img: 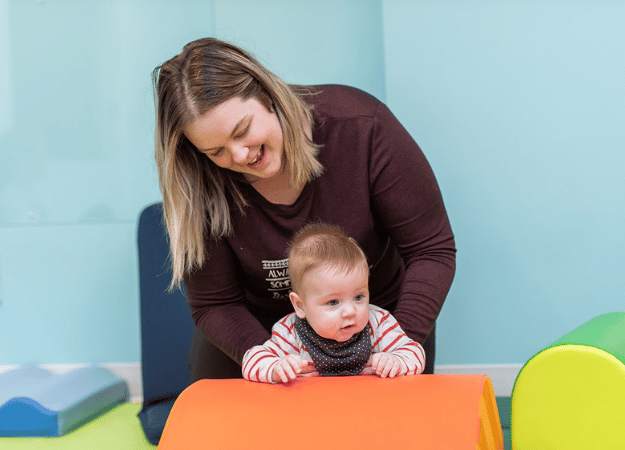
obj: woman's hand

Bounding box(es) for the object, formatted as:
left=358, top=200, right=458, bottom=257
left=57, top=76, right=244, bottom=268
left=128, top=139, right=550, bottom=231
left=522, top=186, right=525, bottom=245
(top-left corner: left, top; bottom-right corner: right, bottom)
left=271, top=355, right=310, bottom=383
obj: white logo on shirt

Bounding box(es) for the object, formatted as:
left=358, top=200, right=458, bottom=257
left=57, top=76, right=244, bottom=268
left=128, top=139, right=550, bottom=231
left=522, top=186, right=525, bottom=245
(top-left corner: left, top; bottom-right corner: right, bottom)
left=262, top=258, right=291, bottom=301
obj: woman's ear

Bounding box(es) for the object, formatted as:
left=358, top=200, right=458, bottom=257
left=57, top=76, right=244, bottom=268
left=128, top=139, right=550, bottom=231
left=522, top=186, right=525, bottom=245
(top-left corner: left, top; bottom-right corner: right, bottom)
left=290, top=292, right=306, bottom=319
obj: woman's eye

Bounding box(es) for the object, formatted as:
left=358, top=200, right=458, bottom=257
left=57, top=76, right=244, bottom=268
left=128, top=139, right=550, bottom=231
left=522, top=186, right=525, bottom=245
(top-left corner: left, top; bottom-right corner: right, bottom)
left=234, top=124, right=250, bottom=139
left=210, top=148, right=224, bottom=157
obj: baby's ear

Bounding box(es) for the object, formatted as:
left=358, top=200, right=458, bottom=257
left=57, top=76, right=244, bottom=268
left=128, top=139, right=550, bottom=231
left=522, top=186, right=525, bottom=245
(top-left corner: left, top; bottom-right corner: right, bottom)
left=289, top=292, right=306, bottom=319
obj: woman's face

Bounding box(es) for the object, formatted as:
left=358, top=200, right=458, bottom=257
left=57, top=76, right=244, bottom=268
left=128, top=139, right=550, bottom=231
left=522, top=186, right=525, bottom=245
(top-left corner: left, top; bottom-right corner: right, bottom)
left=183, top=96, right=284, bottom=183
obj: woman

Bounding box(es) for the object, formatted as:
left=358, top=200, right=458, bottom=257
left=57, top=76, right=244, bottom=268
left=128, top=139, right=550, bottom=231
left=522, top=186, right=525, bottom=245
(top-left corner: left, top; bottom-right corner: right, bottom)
left=153, top=37, right=456, bottom=381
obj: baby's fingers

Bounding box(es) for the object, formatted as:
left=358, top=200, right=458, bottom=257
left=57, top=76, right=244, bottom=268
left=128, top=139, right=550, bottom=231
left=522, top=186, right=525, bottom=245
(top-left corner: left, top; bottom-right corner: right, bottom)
left=387, top=359, right=401, bottom=378
left=370, top=353, right=383, bottom=371
left=377, top=355, right=400, bottom=378
left=272, top=364, right=289, bottom=383
left=273, top=361, right=296, bottom=383
left=285, top=358, right=303, bottom=378
left=378, top=358, right=392, bottom=377
left=294, top=357, right=309, bottom=372
left=299, top=361, right=315, bottom=374
left=275, top=356, right=308, bottom=383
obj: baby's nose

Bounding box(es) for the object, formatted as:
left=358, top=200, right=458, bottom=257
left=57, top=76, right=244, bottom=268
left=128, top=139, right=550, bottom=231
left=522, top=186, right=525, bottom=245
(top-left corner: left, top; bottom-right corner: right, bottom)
left=342, top=303, right=356, bottom=316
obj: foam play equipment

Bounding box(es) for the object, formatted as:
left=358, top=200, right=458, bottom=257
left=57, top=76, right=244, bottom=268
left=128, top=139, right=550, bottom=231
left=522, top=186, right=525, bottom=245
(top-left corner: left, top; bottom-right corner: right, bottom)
left=511, top=312, right=625, bottom=449
left=137, top=202, right=195, bottom=445
left=157, top=374, right=504, bottom=450
left=0, top=403, right=155, bottom=450
left=0, top=366, right=128, bottom=437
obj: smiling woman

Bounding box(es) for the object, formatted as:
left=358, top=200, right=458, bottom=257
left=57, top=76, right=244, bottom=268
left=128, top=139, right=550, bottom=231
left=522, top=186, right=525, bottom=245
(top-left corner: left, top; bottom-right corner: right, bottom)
left=183, top=96, right=287, bottom=192
left=153, top=38, right=323, bottom=289
left=152, top=37, right=456, bottom=384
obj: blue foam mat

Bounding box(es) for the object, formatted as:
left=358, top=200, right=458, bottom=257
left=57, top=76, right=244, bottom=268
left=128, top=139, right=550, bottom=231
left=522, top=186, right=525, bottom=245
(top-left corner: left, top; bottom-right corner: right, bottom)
left=0, top=366, right=128, bottom=437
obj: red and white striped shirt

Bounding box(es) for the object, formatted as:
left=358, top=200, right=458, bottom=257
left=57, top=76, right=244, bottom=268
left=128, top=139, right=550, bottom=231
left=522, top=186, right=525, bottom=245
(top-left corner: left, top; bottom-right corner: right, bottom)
left=242, top=305, right=425, bottom=383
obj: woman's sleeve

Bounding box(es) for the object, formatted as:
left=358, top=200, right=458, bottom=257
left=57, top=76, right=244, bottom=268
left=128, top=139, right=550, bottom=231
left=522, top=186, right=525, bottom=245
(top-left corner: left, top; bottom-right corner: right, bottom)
left=183, top=238, right=271, bottom=365
left=370, top=102, right=457, bottom=345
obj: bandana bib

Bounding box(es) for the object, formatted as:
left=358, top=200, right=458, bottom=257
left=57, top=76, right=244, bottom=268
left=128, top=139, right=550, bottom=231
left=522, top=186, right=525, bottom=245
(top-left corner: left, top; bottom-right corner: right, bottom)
left=294, top=316, right=372, bottom=376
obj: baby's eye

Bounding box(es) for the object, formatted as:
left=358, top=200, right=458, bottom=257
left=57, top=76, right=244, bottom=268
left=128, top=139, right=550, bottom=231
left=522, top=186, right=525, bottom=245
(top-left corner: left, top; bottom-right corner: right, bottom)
left=354, top=295, right=364, bottom=302
left=326, top=300, right=339, bottom=306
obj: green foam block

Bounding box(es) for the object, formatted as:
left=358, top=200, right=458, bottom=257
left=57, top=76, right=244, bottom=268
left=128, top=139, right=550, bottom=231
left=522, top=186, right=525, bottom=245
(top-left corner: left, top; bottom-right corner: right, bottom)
left=512, top=312, right=625, bottom=450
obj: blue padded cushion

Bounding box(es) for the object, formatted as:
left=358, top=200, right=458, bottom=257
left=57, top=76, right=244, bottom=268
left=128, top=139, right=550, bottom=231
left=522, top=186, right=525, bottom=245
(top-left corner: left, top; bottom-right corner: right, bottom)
left=137, top=202, right=195, bottom=445
left=0, top=366, right=128, bottom=437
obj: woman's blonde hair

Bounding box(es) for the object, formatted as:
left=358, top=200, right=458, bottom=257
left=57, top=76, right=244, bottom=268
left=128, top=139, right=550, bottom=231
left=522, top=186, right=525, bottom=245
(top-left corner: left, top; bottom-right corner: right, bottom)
left=288, top=223, right=369, bottom=294
left=153, top=38, right=324, bottom=290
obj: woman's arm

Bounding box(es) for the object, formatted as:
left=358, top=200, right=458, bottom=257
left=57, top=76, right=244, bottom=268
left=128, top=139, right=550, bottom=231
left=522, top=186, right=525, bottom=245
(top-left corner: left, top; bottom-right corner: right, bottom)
left=369, top=102, right=457, bottom=345
left=184, top=238, right=271, bottom=365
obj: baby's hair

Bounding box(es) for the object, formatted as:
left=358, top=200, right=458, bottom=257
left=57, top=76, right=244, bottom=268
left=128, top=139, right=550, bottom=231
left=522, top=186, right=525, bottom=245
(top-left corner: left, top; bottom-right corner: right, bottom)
left=288, top=223, right=369, bottom=294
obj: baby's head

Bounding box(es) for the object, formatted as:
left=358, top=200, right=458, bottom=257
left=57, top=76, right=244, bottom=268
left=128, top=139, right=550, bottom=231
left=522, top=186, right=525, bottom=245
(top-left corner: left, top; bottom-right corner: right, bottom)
left=288, top=223, right=370, bottom=342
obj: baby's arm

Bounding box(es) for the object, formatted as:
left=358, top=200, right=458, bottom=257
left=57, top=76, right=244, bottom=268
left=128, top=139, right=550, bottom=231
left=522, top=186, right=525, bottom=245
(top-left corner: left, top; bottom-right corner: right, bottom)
left=242, top=343, right=280, bottom=383
left=242, top=314, right=312, bottom=383
left=368, top=308, right=426, bottom=377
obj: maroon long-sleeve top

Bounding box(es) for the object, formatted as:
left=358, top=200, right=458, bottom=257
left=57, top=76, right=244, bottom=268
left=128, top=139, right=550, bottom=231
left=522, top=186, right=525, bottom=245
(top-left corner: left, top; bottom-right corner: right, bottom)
left=184, top=85, right=456, bottom=365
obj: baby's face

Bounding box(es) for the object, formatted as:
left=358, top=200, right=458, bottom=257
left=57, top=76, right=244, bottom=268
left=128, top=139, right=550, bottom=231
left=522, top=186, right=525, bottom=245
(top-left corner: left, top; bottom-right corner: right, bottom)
left=293, top=263, right=370, bottom=341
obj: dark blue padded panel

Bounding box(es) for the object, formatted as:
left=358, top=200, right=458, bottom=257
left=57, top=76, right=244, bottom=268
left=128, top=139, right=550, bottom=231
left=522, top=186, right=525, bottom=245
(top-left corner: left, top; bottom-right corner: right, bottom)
left=137, top=202, right=195, bottom=445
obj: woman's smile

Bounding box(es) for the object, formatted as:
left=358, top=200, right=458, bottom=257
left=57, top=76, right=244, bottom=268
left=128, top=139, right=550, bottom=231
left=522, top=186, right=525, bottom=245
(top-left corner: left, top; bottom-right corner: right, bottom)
left=183, top=96, right=284, bottom=181
left=248, top=145, right=265, bottom=167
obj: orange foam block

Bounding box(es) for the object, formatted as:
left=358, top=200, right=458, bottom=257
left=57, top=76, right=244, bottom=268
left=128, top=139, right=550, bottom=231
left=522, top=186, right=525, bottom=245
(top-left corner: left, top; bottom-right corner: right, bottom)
left=158, top=375, right=503, bottom=450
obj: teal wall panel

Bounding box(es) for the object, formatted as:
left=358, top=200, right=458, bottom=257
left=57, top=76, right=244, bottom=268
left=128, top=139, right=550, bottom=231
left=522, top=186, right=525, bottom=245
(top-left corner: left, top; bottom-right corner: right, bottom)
left=382, top=1, right=625, bottom=365
left=0, top=0, right=214, bottom=225
left=0, top=223, right=139, bottom=364
left=0, top=0, right=215, bottom=365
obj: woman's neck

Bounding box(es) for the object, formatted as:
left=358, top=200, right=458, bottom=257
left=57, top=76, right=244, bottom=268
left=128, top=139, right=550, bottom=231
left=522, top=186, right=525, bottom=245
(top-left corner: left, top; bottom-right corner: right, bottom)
left=249, top=122, right=313, bottom=205
left=249, top=170, right=304, bottom=205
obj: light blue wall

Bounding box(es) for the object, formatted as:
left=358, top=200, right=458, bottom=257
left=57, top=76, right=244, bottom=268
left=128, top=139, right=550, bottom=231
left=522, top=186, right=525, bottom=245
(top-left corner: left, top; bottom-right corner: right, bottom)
left=0, top=0, right=215, bottom=364
left=212, top=0, right=386, bottom=100
left=383, top=1, right=625, bottom=364
left=1, top=1, right=623, bottom=368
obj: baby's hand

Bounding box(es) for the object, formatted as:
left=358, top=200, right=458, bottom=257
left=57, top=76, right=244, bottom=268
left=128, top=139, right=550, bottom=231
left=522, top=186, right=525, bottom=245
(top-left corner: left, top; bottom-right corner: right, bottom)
left=370, top=352, right=402, bottom=378
left=271, top=355, right=309, bottom=383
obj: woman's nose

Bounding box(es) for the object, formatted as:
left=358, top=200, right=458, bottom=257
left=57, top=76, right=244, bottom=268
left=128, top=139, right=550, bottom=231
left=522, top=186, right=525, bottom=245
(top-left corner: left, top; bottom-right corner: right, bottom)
left=230, top=144, right=250, bottom=165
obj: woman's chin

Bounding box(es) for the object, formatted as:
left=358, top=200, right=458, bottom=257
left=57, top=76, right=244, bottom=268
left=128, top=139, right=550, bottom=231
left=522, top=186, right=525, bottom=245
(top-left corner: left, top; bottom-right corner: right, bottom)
left=243, top=173, right=261, bottom=183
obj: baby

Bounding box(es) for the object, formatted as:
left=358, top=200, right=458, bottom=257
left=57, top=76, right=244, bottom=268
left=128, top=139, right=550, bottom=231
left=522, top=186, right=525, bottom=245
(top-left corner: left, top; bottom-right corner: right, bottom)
left=242, top=223, right=425, bottom=383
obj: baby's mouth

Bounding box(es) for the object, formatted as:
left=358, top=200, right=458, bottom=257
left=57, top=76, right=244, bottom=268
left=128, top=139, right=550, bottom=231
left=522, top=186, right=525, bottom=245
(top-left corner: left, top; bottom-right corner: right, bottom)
left=248, top=145, right=265, bottom=166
